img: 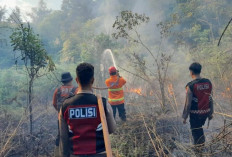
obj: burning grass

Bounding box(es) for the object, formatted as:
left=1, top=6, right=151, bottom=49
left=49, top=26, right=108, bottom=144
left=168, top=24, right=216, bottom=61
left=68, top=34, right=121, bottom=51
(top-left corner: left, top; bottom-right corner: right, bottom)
left=111, top=112, right=232, bottom=157
left=0, top=85, right=232, bottom=157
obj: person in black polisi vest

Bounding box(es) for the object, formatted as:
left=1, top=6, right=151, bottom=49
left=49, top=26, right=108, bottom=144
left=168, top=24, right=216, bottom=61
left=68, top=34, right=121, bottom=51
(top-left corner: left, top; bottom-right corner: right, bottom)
left=59, top=63, right=116, bottom=157
left=183, top=62, right=213, bottom=153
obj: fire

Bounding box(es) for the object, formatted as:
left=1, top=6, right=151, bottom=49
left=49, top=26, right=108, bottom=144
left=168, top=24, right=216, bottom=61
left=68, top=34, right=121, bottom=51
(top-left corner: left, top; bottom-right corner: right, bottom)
left=127, top=88, right=142, bottom=95
left=221, top=92, right=231, bottom=98
left=168, top=84, right=174, bottom=96
left=220, top=87, right=232, bottom=98
left=221, top=92, right=229, bottom=98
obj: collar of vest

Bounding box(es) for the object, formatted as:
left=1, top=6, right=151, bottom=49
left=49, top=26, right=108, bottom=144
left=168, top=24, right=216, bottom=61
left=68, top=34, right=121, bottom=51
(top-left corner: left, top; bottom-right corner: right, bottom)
left=61, top=85, right=73, bottom=87
left=77, top=91, right=93, bottom=94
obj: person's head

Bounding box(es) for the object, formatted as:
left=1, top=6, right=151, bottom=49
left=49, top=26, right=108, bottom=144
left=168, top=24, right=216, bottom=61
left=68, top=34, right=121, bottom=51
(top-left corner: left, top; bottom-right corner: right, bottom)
left=108, top=66, right=117, bottom=76
left=189, top=62, right=202, bottom=78
left=76, top=63, right=94, bottom=88
left=61, top=72, right=73, bottom=85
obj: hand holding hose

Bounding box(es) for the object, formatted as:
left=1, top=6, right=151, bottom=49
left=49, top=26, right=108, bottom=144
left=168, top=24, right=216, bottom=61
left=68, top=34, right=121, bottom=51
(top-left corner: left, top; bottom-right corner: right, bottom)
left=93, top=67, right=120, bottom=90
left=92, top=75, right=120, bottom=90
left=116, top=70, right=121, bottom=77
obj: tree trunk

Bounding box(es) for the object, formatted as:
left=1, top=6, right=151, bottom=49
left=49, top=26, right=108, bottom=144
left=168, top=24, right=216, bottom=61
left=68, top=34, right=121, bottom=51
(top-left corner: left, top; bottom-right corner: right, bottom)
left=28, top=78, right=34, bottom=134
left=157, top=63, right=166, bottom=110
left=159, top=81, right=166, bottom=110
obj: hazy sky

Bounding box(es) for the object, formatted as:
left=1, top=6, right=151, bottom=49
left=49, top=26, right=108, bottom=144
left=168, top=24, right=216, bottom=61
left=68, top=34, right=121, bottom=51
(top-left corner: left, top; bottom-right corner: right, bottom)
left=0, top=0, right=62, bottom=20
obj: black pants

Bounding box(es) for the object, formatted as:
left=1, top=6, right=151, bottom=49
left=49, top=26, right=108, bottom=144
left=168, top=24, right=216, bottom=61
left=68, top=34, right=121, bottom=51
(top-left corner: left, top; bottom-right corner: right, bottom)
left=111, top=104, right=126, bottom=121
left=189, top=113, right=208, bottom=145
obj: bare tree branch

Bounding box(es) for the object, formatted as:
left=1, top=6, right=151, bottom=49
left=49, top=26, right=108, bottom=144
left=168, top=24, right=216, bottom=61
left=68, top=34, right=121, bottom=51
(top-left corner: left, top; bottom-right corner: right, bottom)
left=218, top=18, right=232, bottom=46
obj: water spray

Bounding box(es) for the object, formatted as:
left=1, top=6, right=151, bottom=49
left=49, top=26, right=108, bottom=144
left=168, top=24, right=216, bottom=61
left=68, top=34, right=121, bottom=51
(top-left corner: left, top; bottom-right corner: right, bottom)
left=103, top=49, right=117, bottom=69
left=93, top=49, right=119, bottom=90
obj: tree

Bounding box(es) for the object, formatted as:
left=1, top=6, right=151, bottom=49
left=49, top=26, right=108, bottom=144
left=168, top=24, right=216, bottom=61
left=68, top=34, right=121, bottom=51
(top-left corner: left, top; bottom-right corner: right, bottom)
left=113, top=11, right=172, bottom=110
left=7, top=6, right=22, bottom=23
left=161, top=0, right=232, bottom=48
left=0, top=6, right=6, bottom=21
left=36, top=11, right=65, bottom=54
left=28, top=0, right=51, bottom=24
left=61, top=0, right=97, bottom=21
left=61, top=0, right=71, bottom=12
left=10, top=23, right=55, bottom=134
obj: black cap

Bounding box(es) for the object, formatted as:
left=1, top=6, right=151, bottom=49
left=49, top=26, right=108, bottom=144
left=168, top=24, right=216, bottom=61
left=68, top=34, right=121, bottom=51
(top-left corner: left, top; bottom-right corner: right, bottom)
left=61, top=72, right=73, bottom=83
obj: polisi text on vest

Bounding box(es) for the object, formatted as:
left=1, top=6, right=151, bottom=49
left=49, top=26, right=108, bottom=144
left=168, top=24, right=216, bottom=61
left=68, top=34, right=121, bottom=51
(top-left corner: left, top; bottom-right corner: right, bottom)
left=69, top=107, right=97, bottom=119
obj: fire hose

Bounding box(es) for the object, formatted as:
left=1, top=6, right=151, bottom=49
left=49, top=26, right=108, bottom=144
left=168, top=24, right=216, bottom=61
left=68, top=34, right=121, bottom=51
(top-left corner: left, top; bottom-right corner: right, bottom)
left=92, top=86, right=109, bottom=90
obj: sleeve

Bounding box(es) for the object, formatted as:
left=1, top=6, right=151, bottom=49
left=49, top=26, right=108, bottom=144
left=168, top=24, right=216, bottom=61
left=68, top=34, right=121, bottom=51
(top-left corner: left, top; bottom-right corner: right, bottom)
left=105, top=79, right=110, bottom=87
left=182, top=87, right=193, bottom=120
left=71, top=87, right=78, bottom=95
left=208, top=86, right=214, bottom=117
left=120, top=77, right=126, bottom=86
left=74, top=87, right=78, bottom=94
left=53, top=88, right=58, bottom=111
left=105, top=103, right=116, bottom=134
left=59, top=108, right=70, bottom=157
left=208, top=98, right=214, bottom=117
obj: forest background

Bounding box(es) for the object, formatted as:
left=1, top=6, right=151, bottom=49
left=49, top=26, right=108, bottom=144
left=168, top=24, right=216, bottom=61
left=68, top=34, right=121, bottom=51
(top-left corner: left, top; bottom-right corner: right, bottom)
left=0, top=0, right=232, bottom=156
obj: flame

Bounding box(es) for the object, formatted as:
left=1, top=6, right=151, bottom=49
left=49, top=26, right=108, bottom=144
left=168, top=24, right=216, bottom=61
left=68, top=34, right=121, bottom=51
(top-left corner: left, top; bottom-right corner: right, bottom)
left=168, top=84, right=174, bottom=96
left=221, top=92, right=230, bottom=98
left=127, top=88, right=142, bottom=95
left=221, top=92, right=226, bottom=98
left=220, top=87, right=232, bottom=98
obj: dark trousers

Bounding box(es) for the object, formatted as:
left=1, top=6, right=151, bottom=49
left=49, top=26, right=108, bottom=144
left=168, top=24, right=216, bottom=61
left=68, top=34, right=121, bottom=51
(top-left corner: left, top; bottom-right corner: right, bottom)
left=111, top=104, right=126, bottom=121
left=189, top=113, right=208, bottom=145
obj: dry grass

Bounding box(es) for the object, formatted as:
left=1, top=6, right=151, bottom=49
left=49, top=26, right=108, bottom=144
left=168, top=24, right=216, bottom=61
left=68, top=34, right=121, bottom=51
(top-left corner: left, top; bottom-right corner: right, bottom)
left=0, top=100, right=57, bottom=157
left=111, top=111, right=232, bottom=157
left=0, top=93, right=231, bottom=157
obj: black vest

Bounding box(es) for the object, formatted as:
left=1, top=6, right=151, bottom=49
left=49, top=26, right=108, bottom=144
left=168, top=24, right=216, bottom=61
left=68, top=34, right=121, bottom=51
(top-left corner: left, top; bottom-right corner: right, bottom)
left=186, top=78, right=212, bottom=112
left=61, top=93, right=107, bottom=155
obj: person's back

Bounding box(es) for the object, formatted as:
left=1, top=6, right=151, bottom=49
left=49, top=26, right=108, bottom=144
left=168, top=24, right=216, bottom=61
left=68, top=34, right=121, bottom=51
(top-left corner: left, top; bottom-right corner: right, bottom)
left=187, top=78, right=212, bottom=113
left=53, top=72, right=78, bottom=156
left=183, top=62, right=213, bottom=154
left=105, top=74, right=126, bottom=105
left=105, top=67, right=126, bottom=121
left=53, top=72, right=78, bottom=112
left=59, top=63, right=116, bottom=157
left=60, top=93, right=112, bottom=155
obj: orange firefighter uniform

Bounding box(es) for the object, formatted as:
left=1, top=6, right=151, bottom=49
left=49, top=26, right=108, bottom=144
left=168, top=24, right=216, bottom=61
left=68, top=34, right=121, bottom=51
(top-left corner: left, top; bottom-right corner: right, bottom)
left=105, top=67, right=126, bottom=121
left=52, top=72, right=78, bottom=150
left=53, top=85, right=77, bottom=112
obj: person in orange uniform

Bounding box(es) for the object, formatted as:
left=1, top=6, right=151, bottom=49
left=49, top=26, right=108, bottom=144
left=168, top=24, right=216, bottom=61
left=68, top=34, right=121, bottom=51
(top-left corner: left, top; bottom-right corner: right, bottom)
left=53, top=72, right=78, bottom=112
left=53, top=72, right=78, bottom=149
left=105, top=66, right=127, bottom=121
